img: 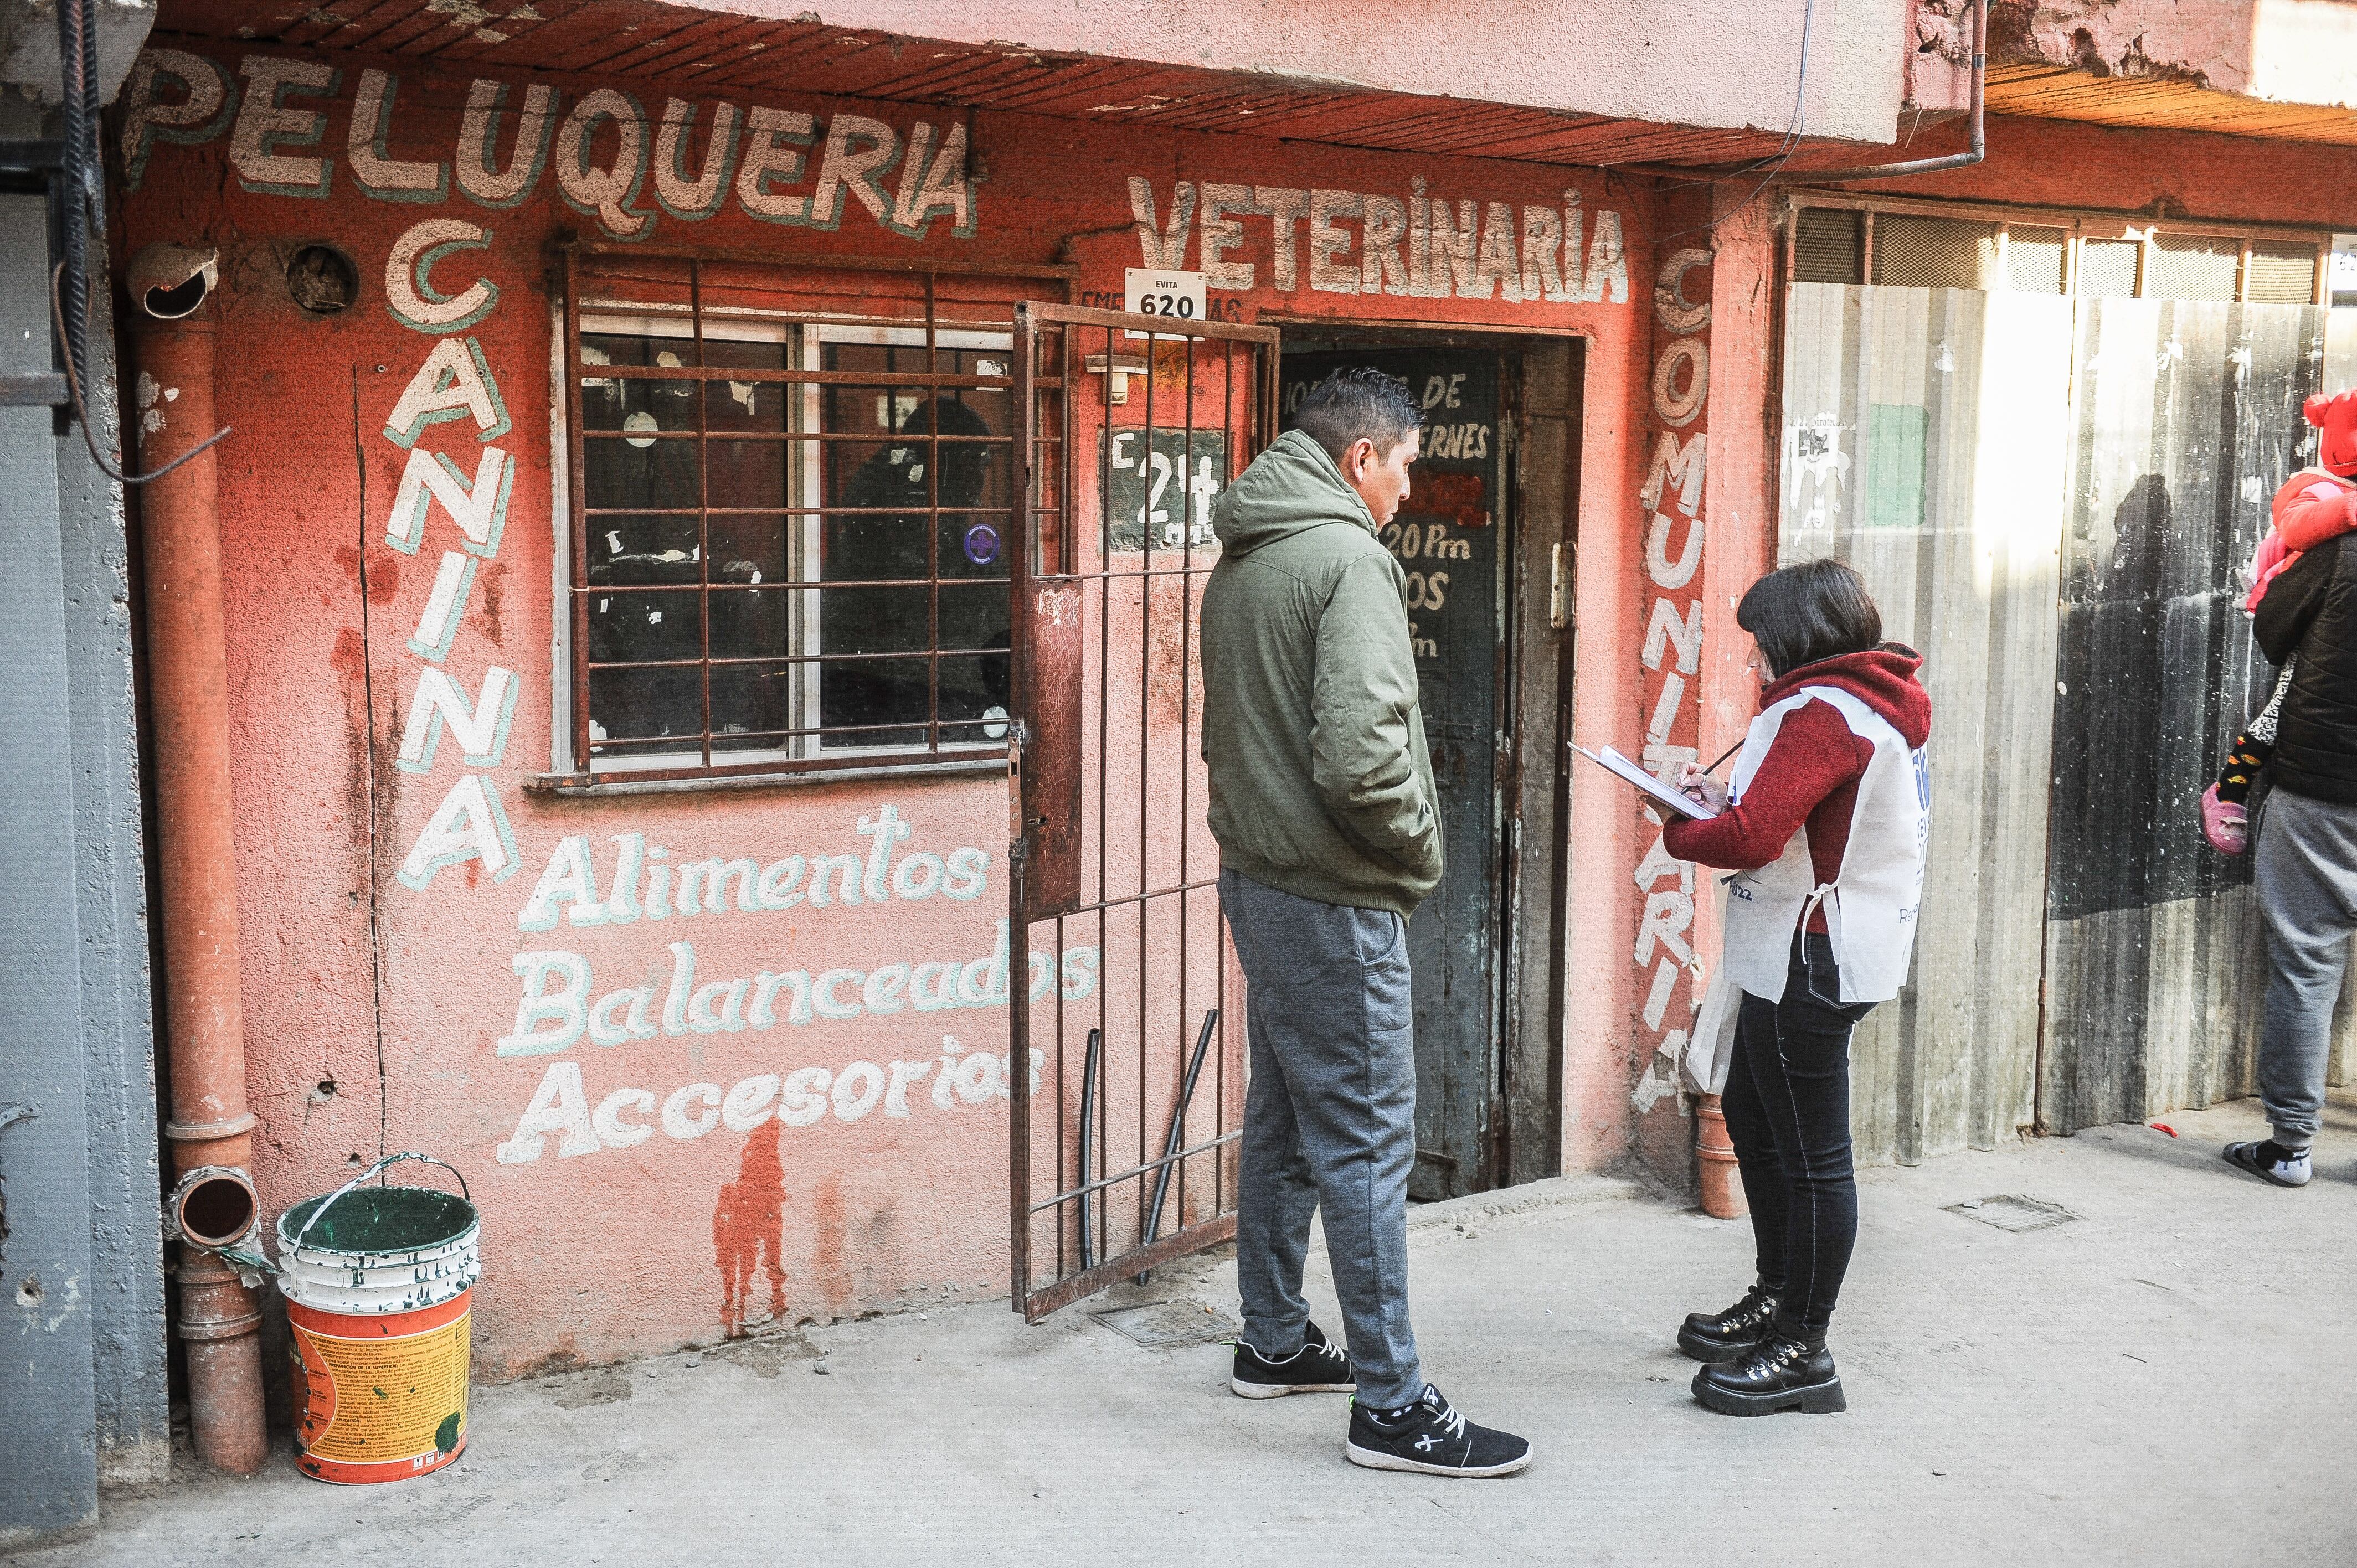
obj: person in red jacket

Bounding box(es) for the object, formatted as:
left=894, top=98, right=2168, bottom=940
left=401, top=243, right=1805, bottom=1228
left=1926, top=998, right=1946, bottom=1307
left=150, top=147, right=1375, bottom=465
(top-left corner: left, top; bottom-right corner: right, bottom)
left=1648, top=559, right=1932, bottom=1418
left=2201, top=389, right=2357, bottom=854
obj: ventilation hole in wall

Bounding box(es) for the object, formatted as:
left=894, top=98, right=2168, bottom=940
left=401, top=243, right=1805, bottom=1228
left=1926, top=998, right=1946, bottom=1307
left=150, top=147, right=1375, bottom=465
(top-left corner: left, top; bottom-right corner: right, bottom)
left=1792, top=207, right=1864, bottom=285
left=1871, top=215, right=2001, bottom=290
left=2077, top=238, right=2141, bottom=298
left=2145, top=233, right=2240, bottom=302
left=2246, top=239, right=2321, bottom=304
left=2004, top=226, right=2067, bottom=294
left=286, top=244, right=359, bottom=315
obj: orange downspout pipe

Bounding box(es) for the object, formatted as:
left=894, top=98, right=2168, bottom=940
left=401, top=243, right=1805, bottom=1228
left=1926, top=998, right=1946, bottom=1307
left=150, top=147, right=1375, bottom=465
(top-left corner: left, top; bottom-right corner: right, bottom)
left=133, top=303, right=269, bottom=1476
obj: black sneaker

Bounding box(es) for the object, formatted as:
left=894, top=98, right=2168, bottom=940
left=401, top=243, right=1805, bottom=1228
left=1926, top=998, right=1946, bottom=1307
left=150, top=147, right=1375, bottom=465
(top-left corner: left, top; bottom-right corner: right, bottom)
left=1677, top=1282, right=1780, bottom=1364
left=1691, top=1332, right=1845, bottom=1417
left=1346, top=1385, right=1533, bottom=1477
left=1231, top=1320, right=1354, bottom=1399
left=2224, top=1139, right=2312, bottom=1188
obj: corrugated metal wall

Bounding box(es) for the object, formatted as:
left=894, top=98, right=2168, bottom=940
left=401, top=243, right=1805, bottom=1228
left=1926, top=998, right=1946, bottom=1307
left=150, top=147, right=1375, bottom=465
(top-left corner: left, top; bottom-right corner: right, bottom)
left=1780, top=283, right=2357, bottom=1159
left=1781, top=283, right=2065, bottom=1164
left=2040, top=298, right=2318, bottom=1131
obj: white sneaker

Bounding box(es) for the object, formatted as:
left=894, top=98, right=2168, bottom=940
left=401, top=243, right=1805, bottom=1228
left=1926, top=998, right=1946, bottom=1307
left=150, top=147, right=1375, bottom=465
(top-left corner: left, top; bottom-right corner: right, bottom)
left=2224, top=1140, right=2312, bottom=1188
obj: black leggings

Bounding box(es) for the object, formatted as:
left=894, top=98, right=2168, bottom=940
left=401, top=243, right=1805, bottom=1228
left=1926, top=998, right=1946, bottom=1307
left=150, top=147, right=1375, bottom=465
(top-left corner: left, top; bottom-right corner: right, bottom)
left=1719, top=932, right=1875, bottom=1339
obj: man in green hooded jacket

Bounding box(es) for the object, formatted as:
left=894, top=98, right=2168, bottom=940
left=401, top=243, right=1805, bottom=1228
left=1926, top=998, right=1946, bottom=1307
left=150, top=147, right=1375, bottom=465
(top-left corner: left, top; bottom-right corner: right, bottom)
left=1201, top=367, right=1532, bottom=1478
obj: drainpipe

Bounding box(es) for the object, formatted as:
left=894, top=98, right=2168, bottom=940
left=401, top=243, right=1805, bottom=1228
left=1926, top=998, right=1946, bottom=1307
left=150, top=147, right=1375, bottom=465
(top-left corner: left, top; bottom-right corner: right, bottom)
left=130, top=246, right=269, bottom=1477
left=1605, top=0, right=1988, bottom=188
left=1778, top=0, right=1987, bottom=184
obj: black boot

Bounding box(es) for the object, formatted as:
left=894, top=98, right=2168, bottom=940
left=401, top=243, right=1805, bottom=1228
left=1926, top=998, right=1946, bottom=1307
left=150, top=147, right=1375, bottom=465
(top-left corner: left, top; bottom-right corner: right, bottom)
left=1676, top=1283, right=1780, bottom=1365
left=1691, top=1330, right=1845, bottom=1416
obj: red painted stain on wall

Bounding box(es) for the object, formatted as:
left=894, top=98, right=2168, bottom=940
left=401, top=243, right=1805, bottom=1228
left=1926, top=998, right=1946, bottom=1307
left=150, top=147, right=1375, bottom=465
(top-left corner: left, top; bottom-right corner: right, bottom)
left=476, top=560, right=505, bottom=648
left=714, top=1122, right=789, bottom=1335
left=810, top=1176, right=852, bottom=1312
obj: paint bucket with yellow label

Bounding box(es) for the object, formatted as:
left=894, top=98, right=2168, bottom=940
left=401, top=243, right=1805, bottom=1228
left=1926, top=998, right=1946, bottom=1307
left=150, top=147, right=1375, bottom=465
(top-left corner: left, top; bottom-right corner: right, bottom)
left=275, top=1153, right=479, bottom=1484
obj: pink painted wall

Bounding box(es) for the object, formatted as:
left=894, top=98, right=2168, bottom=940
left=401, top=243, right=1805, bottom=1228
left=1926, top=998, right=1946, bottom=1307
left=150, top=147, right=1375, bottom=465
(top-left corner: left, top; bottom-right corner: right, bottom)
left=114, top=40, right=1674, bottom=1371
left=695, top=0, right=1916, bottom=146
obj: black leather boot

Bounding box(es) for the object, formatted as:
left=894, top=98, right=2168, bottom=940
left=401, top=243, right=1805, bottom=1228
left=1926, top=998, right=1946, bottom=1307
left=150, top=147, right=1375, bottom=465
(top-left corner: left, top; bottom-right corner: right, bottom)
left=1691, top=1331, right=1845, bottom=1416
left=1676, top=1283, right=1780, bottom=1365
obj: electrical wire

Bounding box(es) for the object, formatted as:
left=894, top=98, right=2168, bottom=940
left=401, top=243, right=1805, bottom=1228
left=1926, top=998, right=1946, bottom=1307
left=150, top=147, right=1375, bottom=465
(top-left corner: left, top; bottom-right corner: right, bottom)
left=51, top=262, right=230, bottom=483
left=1612, top=0, right=1816, bottom=248
left=48, top=0, right=231, bottom=485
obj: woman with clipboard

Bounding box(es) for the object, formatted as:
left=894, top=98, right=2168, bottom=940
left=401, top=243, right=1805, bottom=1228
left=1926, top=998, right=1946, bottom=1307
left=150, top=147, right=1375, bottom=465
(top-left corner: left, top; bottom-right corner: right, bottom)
left=1641, top=560, right=1931, bottom=1419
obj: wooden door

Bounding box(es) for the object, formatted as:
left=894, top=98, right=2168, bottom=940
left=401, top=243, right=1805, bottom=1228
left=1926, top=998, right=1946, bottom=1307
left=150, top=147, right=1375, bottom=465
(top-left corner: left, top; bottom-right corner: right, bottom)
left=1280, top=347, right=1509, bottom=1198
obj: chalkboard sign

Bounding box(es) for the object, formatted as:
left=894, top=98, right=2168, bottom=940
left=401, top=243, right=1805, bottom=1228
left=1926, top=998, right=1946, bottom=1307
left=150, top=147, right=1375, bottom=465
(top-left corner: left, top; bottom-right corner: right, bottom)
left=1097, top=429, right=1228, bottom=552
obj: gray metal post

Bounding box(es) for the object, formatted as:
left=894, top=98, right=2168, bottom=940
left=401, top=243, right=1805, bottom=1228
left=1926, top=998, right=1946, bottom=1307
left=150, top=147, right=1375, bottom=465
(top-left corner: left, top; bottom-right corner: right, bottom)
left=0, top=86, right=166, bottom=1549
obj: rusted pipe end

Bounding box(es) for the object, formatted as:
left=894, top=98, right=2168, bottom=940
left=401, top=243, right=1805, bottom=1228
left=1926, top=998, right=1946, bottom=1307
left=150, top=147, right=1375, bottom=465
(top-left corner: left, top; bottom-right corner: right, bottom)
left=171, top=1165, right=259, bottom=1250
left=126, top=244, right=219, bottom=322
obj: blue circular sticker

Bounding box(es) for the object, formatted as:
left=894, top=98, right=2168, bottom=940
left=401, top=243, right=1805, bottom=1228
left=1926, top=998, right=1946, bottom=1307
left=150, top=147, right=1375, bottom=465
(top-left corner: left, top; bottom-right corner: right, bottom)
left=963, top=522, right=1001, bottom=566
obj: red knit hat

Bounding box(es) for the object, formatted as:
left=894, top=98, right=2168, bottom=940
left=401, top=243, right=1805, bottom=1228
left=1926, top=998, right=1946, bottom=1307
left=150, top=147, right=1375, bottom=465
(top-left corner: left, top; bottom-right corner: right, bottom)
left=2307, top=389, right=2357, bottom=478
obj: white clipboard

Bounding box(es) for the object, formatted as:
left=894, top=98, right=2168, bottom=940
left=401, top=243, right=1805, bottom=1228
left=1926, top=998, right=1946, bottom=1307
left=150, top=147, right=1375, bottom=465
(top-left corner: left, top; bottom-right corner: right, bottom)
left=1570, top=743, right=1722, bottom=821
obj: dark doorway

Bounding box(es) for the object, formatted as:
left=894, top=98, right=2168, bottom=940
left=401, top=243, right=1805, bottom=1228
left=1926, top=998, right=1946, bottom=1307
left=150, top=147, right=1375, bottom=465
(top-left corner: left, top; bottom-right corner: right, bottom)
left=1280, top=343, right=1515, bottom=1199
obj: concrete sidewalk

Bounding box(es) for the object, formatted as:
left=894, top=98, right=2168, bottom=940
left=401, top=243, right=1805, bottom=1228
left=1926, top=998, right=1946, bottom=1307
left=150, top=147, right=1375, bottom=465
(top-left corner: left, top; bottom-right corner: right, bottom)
left=19, top=1091, right=2356, bottom=1568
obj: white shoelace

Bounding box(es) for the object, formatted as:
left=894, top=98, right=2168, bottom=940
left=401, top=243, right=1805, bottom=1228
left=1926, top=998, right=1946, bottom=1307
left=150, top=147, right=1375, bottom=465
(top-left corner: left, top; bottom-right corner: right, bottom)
left=1412, top=1391, right=1466, bottom=1449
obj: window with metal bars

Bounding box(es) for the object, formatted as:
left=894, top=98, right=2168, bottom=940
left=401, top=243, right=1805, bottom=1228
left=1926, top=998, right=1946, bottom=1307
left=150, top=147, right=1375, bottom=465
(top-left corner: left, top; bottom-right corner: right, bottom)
left=558, top=247, right=1065, bottom=783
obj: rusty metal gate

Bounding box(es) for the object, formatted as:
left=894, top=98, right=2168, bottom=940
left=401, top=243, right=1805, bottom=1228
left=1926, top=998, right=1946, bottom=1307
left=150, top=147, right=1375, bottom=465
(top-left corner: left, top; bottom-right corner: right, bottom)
left=1005, top=302, right=1279, bottom=1321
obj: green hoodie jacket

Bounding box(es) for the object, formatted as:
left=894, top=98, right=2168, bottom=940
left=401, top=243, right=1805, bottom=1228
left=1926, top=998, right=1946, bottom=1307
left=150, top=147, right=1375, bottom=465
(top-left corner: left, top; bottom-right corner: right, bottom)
left=1200, top=427, right=1442, bottom=918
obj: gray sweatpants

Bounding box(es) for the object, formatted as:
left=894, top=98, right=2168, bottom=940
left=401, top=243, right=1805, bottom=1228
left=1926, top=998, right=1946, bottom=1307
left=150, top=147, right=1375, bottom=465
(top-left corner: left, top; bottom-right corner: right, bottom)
left=2256, top=786, right=2357, bottom=1146
left=1220, top=868, right=1423, bottom=1410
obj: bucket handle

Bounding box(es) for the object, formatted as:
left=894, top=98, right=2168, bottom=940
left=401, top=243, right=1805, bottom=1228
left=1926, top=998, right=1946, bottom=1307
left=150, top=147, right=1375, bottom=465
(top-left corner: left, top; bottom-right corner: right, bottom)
left=289, top=1152, right=473, bottom=1258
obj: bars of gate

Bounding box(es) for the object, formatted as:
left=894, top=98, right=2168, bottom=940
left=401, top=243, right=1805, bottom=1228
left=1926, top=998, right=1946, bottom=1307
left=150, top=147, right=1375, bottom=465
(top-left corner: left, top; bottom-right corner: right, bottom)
left=1005, top=302, right=1279, bottom=1321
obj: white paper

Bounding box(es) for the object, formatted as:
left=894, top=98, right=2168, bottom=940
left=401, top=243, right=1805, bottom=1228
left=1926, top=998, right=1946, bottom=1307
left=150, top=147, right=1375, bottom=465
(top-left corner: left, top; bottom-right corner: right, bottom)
left=1570, top=743, right=1722, bottom=821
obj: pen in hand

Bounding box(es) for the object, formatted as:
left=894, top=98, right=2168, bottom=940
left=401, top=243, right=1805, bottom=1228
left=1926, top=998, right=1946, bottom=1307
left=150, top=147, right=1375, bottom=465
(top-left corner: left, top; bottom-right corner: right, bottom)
left=1675, top=740, right=1742, bottom=811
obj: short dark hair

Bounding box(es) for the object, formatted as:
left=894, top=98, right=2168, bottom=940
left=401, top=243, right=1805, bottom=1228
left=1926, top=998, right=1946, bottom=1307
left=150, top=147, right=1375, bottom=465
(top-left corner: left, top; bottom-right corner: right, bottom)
left=1737, top=559, right=1882, bottom=679
left=1292, top=367, right=1423, bottom=466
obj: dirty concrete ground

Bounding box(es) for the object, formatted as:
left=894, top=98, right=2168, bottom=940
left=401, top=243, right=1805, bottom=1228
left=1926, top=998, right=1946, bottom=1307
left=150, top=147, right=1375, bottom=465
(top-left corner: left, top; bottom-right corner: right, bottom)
left=18, top=1091, right=2356, bottom=1568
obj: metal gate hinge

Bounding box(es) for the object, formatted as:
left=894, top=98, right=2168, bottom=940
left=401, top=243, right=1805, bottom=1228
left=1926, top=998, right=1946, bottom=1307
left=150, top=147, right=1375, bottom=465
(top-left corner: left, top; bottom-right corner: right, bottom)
left=0, top=1102, right=35, bottom=1132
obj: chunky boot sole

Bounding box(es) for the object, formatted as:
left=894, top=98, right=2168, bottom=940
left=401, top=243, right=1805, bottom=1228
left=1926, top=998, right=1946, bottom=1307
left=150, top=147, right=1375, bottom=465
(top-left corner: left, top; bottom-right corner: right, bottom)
left=1231, top=1374, right=1355, bottom=1399
left=1676, top=1323, right=1764, bottom=1365
left=1691, top=1368, right=1846, bottom=1416
left=1345, top=1441, right=1535, bottom=1478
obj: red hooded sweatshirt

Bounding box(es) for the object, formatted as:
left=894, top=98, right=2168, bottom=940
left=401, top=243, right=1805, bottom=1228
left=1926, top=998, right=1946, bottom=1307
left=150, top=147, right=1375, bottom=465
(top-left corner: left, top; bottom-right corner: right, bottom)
left=1663, top=644, right=1933, bottom=929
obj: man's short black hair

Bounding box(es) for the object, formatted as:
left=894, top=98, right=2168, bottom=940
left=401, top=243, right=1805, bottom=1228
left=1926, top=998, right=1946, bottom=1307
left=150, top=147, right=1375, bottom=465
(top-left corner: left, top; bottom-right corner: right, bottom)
left=1293, top=367, right=1423, bottom=466
left=1737, top=558, right=1883, bottom=679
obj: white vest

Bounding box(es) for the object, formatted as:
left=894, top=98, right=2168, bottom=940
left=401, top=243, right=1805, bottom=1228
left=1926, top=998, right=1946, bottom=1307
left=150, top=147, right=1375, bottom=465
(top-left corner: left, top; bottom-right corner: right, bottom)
left=1684, top=686, right=1929, bottom=1095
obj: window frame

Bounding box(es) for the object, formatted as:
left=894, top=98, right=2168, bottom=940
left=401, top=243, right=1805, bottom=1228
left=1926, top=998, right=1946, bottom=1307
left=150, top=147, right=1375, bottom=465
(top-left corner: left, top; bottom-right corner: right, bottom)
left=1784, top=192, right=2334, bottom=304
left=544, top=244, right=1071, bottom=792
left=792, top=321, right=1021, bottom=768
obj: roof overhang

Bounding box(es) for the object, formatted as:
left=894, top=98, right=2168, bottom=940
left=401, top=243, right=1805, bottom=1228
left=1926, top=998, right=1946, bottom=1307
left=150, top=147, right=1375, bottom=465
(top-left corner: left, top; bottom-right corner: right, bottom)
left=1985, top=60, right=2357, bottom=148
left=149, top=0, right=1897, bottom=172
